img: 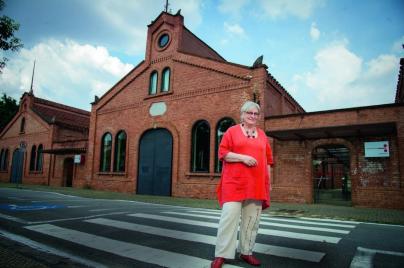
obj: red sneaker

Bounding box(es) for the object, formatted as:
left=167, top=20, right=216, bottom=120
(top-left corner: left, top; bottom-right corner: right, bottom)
left=211, top=257, right=225, bottom=268
left=240, top=254, right=261, bottom=266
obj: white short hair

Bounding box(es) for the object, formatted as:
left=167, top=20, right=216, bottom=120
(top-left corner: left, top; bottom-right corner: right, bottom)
left=240, top=101, right=260, bottom=122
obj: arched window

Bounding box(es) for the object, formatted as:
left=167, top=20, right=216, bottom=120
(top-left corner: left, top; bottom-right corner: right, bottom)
left=30, top=145, right=36, bottom=171
left=191, top=120, right=210, bottom=172
left=0, top=149, right=4, bottom=171
left=215, top=118, right=236, bottom=173
left=114, top=131, right=127, bottom=172
left=100, top=133, right=112, bottom=172
left=149, top=71, right=158, bottom=95
left=36, top=144, right=43, bottom=171
left=20, top=117, right=25, bottom=133
left=161, top=67, right=170, bottom=92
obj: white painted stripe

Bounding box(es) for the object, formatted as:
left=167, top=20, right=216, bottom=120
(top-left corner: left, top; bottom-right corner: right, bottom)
left=299, top=217, right=361, bottom=224
left=0, top=227, right=106, bottom=268
left=25, top=224, right=242, bottom=268
left=265, top=221, right=349, bottom=234
left=181, top=211, right=349, bottom=234
left=86, top=217, right=216, bottom=243
left=0, top=212, right=28, bottom=224
left=26, top=211, right=129, bottom=225
left=261, top=216, right=356, bottom=228
left=130, top=213, right=341, bottom=243
left=357, top=246, right=404, bottom=256
left=350, top=247, right=404, bottom=268
left=86, top=218, right=324, bottom=262
left=130, top=213, right=217, bottom=228
left=188, top=209, right=361, bottom=225
left=184, top=210, right=357, bottom=228
left=88, top=208, right=116, bottom=212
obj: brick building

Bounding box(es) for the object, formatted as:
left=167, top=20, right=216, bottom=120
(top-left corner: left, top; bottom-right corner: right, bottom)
left=84, top=11, right=303, bottom=197
left=1, top=11, right=403, bottom=209
left=0, top=92, right=89, bottom=187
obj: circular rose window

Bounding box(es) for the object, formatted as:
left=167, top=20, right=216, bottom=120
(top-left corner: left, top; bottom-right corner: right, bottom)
left=158, top=33, right=170, bottom=48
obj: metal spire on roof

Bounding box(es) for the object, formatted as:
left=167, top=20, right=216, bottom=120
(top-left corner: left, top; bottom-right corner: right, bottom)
left=164, top=0, right=169, bottom=12
left=29, top=60, right=36, bottom=95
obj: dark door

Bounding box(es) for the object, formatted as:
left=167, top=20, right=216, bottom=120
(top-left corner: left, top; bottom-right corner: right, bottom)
left=313, top=145, right=351, bottom=205
left=10, top=149, right=24, bottom=184
left=63, top=158, right=74, bottom=187
left=137, top=129, right=172, bottom=196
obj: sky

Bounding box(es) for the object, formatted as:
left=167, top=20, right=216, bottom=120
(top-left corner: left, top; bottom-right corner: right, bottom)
left=0, top=0, right=403, bottom=112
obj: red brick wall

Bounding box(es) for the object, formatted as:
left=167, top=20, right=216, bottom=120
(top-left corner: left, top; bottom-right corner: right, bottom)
left=266, top=105, right=404, bottom=209
left=270, top=140, right=312, bottom=203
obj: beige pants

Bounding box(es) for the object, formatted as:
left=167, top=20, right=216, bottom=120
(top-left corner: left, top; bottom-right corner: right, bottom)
left=214, top=200, right=262, bottom=259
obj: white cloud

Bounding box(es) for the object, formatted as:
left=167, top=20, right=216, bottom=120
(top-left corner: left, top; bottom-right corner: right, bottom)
left=173, top=0, right=204, bottom=28
left=218, top=0, right=250, bottom=16
left=92, top=0, right=204, bottom=55
left=0, top=39, right=134, bottom=111
left=291, top=41, right=399, bottom=111
left=310, top=22, right=320, bottom=41
left=224, top=22, right=247, bottom=38
left=364, top=54, right=397, bottom=79
left=220, top=39, right=229, bottom=45
left=306, top=42, right=362, bottom=91
left=258, top=0, right=325, bottom=19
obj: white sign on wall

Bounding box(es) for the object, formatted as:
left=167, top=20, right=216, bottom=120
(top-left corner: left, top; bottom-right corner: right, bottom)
left=74, top=154, right=82, bottom=163
left=364, top=141, right=389, bottom=158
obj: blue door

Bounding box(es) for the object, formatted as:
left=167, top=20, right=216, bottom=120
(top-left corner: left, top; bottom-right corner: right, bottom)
left=10, top=149, right=24, bottom=184
left=137, top=129, right=172, bottom=196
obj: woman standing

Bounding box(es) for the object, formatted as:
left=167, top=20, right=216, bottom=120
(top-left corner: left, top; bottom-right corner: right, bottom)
left=211, top=101, right=273, bottom=268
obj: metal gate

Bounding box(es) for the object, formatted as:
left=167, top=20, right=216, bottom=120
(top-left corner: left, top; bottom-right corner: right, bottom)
left=137, top=128, right=173, bottom=196
left=10, top=149, right=24, bottom=184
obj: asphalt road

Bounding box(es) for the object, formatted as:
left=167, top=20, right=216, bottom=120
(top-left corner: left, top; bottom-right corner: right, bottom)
left=0, top=187, right=404, bottom=268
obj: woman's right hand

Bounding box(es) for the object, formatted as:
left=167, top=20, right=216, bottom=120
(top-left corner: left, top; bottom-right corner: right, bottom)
left=242, top=155, right=257, bottom=167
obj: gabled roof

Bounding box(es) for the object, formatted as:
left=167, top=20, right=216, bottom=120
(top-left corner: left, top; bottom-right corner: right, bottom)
left=179, top=26, right=226, bottom=62
left=32, top=96, right=90, bottom=130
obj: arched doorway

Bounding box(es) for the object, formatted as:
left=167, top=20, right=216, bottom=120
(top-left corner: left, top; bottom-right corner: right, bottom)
left=63, top=157, right=74, bottom=187
left=10, top=149, right=24, bottom=184
left=137, top=128, right=173, bottom=196
left=313, top=144, right=351, bottom=205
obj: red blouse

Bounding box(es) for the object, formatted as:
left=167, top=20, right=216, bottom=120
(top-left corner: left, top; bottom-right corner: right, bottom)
left=216, top=124, right=274, bottom=209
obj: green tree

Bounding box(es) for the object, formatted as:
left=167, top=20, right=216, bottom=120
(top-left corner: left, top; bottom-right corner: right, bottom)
left=0, top=0, right=22, bottom=72
left=0, top=93, right=18, bottom=131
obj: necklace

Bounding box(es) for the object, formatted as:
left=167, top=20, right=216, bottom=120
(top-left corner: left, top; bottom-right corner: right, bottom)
left=241, top=123, right=256, bottom=138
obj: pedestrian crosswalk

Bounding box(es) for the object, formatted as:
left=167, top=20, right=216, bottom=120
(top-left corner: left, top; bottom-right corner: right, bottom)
left=23, top=208, right=359, bottom=268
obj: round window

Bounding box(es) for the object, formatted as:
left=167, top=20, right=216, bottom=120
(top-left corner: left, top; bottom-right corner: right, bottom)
left=158, top=34, right=170, bottom=48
